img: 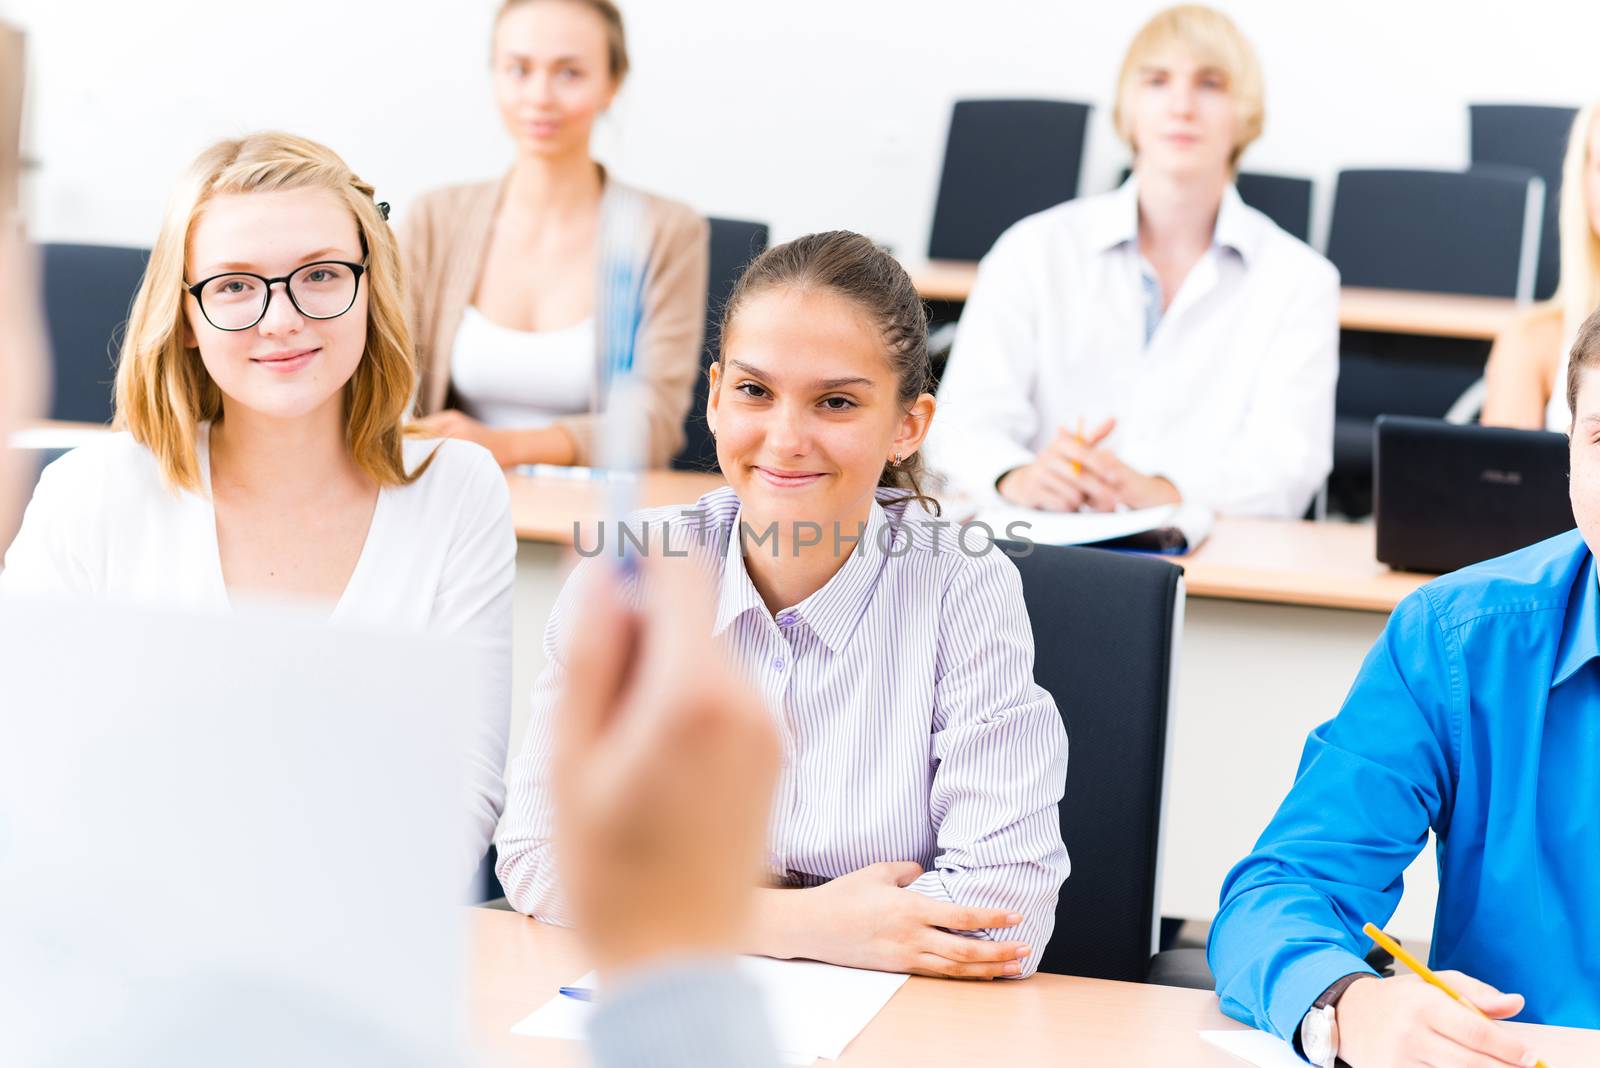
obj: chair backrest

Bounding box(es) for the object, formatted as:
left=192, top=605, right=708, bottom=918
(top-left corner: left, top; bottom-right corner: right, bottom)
left=928, top=99, right=1090, bottom=262
left=1325, top=167, right=1544, bottom=299
left=41, top=242, right=150, bottom=423
left=1234, top=171, right=1313, bottom=243
left=999, top=541, right=1184, bottom=982
left=1469, top=103, right=1579, bottom=301
left=672, top=216, right=769, bottom=472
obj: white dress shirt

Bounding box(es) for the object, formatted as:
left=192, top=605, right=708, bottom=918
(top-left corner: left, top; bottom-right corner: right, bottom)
left=495, top=486, right=1070, bottom=975
left=0, top=428, right=517, bottom=875
left=927, top=178, right=1340, bottom=518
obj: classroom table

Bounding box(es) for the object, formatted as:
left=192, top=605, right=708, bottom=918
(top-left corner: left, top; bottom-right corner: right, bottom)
left=504, top=471, right=1445, bottom=940
left=908, top=259, right=1523, bottom=340
left=468, top=908, right=1600, bottom=1067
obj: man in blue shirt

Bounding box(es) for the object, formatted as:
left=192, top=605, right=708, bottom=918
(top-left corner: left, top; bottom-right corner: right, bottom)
left=1209, top=310, right=1600, bottom=1068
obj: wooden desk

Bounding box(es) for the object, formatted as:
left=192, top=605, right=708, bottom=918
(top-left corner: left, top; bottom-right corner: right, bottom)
left=908, top=260, right=1523, bottom=340
left=469, top=909, right=1599, bottom=1067
left=1338, top=286, right=1523, bottom=340
left=1181, top=517, right=1431, bottom=613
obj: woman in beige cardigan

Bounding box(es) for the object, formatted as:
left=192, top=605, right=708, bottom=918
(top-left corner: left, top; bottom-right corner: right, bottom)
left=405, top=0, right=708, bottom=469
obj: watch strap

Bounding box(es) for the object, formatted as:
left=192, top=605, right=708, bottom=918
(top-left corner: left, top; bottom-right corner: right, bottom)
left=1296, top=971, right=1373, bottom=1066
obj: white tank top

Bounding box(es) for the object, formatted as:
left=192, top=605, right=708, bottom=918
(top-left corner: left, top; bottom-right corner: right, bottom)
left=449, top=306, right=596, bottom=429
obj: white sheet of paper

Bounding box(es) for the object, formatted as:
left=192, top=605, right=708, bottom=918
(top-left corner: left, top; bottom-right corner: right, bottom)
left=1199, top=1028, right=1309, bottom=1067
left=973, top=503, right=1179, bottom=546
left=511, top=957, right=908, bottom=1064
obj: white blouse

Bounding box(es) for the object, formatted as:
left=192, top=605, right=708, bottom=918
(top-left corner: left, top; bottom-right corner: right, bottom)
left=0, top=427, right=517, bottom=876
left=450, top=305, right=596, bottom=429
left=928, top=178, right=1340, bottom=519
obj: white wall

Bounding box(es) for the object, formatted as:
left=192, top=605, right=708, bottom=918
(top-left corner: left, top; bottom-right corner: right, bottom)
left=8, top=0, right=1600, bottom=257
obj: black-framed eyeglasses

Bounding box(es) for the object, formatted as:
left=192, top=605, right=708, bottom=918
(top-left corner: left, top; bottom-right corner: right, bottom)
left=182, top=260, right=367, bottom=332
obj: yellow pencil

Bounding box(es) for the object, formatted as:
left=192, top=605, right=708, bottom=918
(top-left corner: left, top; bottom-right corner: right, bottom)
left=1072, top=416, right=1084, bottom=477
left=1362, top=923, right=1548, bottom=1068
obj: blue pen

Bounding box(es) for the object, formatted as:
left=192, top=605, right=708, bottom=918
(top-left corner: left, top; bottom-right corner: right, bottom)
left=558, top=985, right=596, bottom=1002
left=596, top=191, right=649, bottom=576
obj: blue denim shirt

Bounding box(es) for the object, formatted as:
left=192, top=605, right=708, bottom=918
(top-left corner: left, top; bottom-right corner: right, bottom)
left=1209, top=529, right=1600, bottom=1041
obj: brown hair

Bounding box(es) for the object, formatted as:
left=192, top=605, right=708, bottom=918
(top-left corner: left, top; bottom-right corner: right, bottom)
left=716, top=230, right=940, bottom=515
left=1565, top=306, right=1600, bottom=424
left=495, top=0, right=630, bottom=83
left=113, top=131, right=426, bottom=492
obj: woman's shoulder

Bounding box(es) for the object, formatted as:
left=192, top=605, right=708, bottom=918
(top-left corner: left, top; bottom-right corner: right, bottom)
left=401, top=435, right=510, bottom=509
left=38, top=431, right=166, bottom=497
left=1497, top=302, right=1565, bottom=350
left=14, top=432, right=171, bottom=550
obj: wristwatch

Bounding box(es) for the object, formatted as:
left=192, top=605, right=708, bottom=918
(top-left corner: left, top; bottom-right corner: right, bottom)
left=1298, top=973, right=1368, bottom=1068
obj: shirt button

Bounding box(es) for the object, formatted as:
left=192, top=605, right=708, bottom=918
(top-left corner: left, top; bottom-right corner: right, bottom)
left=776, top=612, right=796, bottom=627
left=772, top=657, right=786, bottom=672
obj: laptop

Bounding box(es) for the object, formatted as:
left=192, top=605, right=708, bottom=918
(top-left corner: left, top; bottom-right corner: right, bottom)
left=1375, top=414, right=1576, bottom=574
left=0, top=594, right=484, bottom=1066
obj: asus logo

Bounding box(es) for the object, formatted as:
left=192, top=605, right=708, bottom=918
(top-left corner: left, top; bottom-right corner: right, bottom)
left=1479, top=469, right=1523, bottom=486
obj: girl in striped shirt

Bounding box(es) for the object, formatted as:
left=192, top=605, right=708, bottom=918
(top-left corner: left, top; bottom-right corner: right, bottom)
left=497, top=231, right=1069, bottom=978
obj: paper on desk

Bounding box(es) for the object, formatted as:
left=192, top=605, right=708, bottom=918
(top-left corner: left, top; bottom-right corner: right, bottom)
left=1199, top=1028, right=1308, bottom=1067
left=975, top=501, right=1216, bottom=551
left=511, top=956, right=908, bottom=1064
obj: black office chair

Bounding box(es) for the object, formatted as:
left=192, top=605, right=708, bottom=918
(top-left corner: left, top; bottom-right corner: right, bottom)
left=927, top=99, right=1090, bottom=263
left=1235, top=172, right=1313, bottom=243
left=1470, top=104, right=1579, bottom=301
left=1324, top=167, right=1544, bottom=515
left=41, top=242, right=150, bottom=424
left=1327, top=167, right=1543, bottom=299
left=998, top=541, right=1184, bottom=982
left=672, top=217, right=770, bottom=473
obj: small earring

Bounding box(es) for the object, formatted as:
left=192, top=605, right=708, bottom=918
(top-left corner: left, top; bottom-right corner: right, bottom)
left=890, top=452, right=902, bottom=466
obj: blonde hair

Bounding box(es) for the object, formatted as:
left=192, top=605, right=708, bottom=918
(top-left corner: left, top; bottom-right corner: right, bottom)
left=1112, top=5, right=1265, bottom=170
left=495, top=0, right=629, bottom=83
left=1557, top=103, right=1600, bottom=348
left=113, top=131, right=424, bottom=492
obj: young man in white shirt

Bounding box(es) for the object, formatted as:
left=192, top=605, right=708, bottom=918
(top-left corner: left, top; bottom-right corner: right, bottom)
left=929, top=5, right=1338, bottom=519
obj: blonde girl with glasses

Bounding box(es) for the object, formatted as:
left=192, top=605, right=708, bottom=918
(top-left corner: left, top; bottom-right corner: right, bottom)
left=0, top=132, right=516, bottom=880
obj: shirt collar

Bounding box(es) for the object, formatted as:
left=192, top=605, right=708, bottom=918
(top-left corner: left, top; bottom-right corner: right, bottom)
left=1552, top=552, right=1600, bottom=687
left=711, top=496, right=895, bottom=654
left=1088, top=174, right=1260, bottom=265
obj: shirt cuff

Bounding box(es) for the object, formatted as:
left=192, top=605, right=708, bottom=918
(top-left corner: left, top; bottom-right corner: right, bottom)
left=1265, top=946, right=1378, bottom=1046
left=586, top=959, right=778, bottom=1068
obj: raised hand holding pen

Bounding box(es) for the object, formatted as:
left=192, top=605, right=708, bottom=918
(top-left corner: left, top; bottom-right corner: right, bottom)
left=551, top=552, right=780, bottom=977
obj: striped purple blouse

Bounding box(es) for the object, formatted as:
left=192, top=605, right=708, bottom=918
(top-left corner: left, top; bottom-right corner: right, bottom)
left=495, top=486, right=1070, bottom=974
